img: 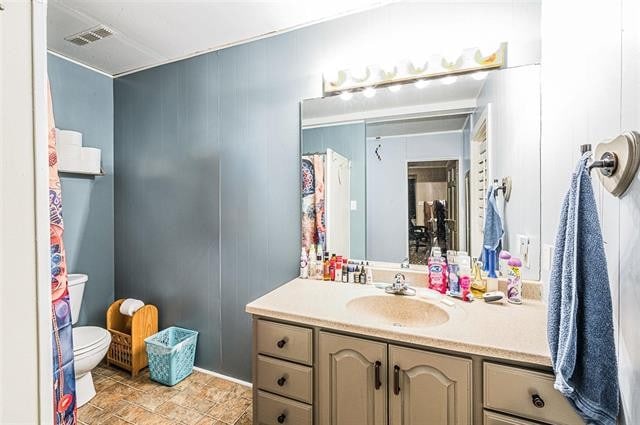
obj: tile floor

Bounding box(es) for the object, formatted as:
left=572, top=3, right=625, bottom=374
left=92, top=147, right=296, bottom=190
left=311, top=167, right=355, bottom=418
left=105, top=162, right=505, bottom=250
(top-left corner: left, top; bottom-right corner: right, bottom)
left=78, top=363, right=252, bottom=425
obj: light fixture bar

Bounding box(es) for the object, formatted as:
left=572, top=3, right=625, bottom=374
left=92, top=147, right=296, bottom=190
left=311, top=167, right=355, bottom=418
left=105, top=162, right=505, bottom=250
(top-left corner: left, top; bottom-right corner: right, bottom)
left=322, top=43, right=506, bottom=96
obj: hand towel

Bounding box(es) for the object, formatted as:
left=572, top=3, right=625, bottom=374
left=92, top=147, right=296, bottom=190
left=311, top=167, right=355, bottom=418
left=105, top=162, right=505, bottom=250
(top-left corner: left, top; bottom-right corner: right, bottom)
left=481, top=185, right=503, bottom=276
left=548, top=152, right=619, bottom=424
left=119, top=298, right=145, bottom=317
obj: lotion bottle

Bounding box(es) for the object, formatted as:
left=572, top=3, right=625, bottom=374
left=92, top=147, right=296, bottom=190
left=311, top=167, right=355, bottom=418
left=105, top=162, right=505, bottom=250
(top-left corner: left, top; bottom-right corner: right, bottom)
left=300, top=248, right=309, bottom=279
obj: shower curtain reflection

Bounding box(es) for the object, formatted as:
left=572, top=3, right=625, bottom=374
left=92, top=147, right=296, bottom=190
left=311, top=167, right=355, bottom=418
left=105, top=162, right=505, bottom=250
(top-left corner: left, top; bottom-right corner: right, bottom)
left=301, top=154, right=326, bottom=254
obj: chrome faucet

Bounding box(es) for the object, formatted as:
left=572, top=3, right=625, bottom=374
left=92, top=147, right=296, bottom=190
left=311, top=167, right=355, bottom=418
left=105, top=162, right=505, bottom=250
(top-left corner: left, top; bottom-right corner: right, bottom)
left=384, top=273, right=416, bottom=296
left=400, top=257, right=410, bottom=269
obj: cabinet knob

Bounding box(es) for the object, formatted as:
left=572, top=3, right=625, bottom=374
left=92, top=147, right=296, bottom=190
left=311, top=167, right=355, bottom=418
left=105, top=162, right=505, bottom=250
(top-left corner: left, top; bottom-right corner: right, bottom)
left=277, top=413, right=286, bottom=423
left=532, top=394, right=545, bottom=408
left=276, top=338, right=287, bottom=348
left=277, top=376, right=287, bottom=386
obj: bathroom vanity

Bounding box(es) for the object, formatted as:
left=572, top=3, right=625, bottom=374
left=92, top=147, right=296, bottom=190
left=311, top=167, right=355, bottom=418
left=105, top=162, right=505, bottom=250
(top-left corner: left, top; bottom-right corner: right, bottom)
left=246, top=278, right=584, bottom=425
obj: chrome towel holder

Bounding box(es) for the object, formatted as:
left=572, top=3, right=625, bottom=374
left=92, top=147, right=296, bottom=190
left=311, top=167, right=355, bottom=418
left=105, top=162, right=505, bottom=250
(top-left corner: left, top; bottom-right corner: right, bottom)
left=581, top=131, right=640, bottom=197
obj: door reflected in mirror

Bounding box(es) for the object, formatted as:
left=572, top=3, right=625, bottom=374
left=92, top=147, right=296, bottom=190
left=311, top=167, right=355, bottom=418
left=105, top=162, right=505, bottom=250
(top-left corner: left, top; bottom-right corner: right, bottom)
left=407, top=160, right=458, bottom=265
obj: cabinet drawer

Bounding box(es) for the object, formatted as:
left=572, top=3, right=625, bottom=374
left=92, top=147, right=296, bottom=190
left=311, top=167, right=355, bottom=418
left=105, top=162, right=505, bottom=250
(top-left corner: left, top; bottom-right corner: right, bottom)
left=257, top=355, right=313, bottom=404
left=257, top=390, right=312, bottom=425
left=484, top=410, right=539, bottom=425
left=483, top=363, right=583, bottom=425
left=257, top=320, right=313, bottom=365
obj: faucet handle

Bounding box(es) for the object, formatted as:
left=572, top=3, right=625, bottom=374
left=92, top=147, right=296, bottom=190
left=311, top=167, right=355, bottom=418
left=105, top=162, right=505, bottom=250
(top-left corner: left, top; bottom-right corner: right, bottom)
left=394, top=273, right=406, bottom=284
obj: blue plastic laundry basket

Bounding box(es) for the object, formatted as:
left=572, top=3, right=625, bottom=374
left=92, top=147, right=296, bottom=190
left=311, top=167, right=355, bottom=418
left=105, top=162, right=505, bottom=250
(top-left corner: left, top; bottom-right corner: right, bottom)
left=145, top=326, right=198, bottom=386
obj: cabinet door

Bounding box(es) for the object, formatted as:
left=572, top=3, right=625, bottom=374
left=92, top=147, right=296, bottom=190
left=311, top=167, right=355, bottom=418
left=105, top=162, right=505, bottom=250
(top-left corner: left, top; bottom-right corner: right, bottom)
left=389, top=345, right=472, bottom=425
left=318, top=331, right=387, bottom=425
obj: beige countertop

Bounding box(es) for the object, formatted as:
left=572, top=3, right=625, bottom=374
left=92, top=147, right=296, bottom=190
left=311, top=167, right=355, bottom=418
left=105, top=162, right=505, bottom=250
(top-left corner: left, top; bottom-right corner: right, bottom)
left=246, top=278, right=551, bottom=367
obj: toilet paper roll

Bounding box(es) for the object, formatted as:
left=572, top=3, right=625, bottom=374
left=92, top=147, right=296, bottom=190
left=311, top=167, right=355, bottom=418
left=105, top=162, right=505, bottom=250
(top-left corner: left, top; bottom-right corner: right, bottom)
left=56, top=129, right=83, bottom=147
left=119, top=299, right=145, bottom=317
left=80, top=147, right=101, bottom=174
left=57, top=145, right=82, bottom=172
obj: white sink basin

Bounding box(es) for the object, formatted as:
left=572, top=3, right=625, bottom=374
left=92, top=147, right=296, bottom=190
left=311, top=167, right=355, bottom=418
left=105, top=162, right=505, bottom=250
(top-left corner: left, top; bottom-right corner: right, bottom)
left=346, top=295, right=449, bottom=328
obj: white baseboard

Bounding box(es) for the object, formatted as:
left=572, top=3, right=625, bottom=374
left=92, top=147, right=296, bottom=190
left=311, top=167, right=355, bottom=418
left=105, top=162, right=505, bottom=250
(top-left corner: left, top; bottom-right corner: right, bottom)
left=192, top=366, right=252, bottom=388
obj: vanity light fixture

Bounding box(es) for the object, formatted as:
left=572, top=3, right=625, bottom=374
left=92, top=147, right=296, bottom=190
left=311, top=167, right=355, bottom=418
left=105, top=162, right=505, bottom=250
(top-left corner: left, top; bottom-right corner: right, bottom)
left=339, top=91, right=353, bottom=101
left=414, top=79, right=430, bottom=89
left=363, top=87, right=376, bottom=98
left=388, top=84, right=402, bottom=93
left=441, top=76, right=458, bottom=85
left=322, top=43, right=506, bottom=96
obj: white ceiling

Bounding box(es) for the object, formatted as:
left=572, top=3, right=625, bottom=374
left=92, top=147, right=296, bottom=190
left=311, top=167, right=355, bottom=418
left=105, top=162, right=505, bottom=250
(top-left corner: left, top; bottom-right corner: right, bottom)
left=47, top=0, right=386, bottom=76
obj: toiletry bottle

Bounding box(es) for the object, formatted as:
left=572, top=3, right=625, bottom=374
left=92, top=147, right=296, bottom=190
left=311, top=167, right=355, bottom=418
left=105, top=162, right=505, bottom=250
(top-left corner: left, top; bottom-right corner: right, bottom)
left=315, top=253, right=322, bottom=280
left=507, top=257, right=523, bottom=304
left=323, top=252, right=330, bottom=281
left=499, top=250, right=512, bottom=277
left=308, top=245, right=317, bottom=278
left=428, top=255, right=447, bottom=293
left=470, top=258, right=487, bottom=297
left=459, top=260, right=472, bottom=301
left=342, top=263, right=348, bottom=283
left=300, top=247, right=309, bottom=279
left=335, top=256, right=343, bottom=282
left=354, top=263, right=361, bottom=284
left=329, top=254, right=337, bottom=281
left=366, top=261, right=373, bottom=284
left=447, top=251, right=459, bottom=294
left=348, top=261, right=356, bottom=283
left=359, top=262, right=366, bottom=284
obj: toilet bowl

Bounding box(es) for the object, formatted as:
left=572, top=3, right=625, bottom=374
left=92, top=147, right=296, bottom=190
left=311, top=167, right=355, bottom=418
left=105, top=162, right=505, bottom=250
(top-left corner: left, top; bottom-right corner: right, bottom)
left=67, top=274, right=112, bottom=407
left=72, top=326, right=111, bottom=407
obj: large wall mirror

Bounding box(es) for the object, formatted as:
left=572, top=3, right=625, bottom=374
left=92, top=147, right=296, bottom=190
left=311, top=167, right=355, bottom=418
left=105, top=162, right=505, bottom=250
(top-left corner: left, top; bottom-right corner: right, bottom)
left=301, top=64, right=541, bottom=280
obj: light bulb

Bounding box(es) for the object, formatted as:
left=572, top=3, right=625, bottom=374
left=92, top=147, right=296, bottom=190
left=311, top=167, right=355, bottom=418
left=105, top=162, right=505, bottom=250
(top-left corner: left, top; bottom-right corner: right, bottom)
left=470, top=71, right=488, bottom=81
left=388, top=84, right=402, bottom=93
left=340, top=91, right=353, bottom=101
left=363, top=87, right=376, bottom=98
left=441, top=76, right=457, bottom=85
left=414, top=79, right=430, bottom=89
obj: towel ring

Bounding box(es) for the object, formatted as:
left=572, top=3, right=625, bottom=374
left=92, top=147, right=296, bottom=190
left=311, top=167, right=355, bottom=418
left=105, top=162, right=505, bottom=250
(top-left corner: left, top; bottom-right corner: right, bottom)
left=580, top=131, right=640, bottom=197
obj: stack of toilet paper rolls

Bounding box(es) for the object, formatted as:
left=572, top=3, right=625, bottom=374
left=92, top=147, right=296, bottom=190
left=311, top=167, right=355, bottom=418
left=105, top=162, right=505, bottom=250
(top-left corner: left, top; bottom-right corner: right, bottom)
left=56, top=129, right=101, bottom=174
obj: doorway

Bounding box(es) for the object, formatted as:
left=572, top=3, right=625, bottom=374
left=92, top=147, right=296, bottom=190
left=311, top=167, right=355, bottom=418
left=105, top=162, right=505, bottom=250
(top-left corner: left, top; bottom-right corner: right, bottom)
left=407, top=160, right=458, bottom=264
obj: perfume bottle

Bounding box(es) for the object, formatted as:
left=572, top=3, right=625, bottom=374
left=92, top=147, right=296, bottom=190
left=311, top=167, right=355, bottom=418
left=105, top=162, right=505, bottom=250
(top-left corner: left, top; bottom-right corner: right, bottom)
left=470, top=258, right=486, bottom=298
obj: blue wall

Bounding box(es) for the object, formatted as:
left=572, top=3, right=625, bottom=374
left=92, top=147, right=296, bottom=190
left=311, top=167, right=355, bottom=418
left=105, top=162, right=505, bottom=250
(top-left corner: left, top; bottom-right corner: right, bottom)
left=48, top=54, right=114, bottom=327
left=302, top=123, right=367, bottom=259
left=113, top=2, right=541, bottom=381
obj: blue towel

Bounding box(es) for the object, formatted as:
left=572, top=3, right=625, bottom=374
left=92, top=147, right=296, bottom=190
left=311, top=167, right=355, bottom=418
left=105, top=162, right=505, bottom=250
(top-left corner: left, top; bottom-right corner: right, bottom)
left=481, top=185, right=503, bottom=277
left=548, top=153, right=619, bottom=424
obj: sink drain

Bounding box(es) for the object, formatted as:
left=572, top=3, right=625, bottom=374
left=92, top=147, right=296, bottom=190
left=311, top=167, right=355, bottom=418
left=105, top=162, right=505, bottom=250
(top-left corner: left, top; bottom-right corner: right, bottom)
left=392, top=323, right=403, bottom=327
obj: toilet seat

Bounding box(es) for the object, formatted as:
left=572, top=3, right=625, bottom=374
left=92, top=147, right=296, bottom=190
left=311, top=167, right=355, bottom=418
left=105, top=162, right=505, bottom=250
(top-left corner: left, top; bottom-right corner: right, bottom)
left=73, top=326, right=110, bottom=356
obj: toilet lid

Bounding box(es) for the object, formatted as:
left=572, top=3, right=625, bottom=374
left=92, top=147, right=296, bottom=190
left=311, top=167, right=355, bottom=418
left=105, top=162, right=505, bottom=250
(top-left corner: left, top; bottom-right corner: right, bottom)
left=73, top=326, right=110, bottom=355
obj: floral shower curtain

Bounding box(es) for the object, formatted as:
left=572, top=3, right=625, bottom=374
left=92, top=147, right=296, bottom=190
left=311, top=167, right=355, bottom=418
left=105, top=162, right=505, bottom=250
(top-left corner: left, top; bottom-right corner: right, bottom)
left=301, top=154, right=326, bottom=255
left=48, top=80, right=77, bottom=424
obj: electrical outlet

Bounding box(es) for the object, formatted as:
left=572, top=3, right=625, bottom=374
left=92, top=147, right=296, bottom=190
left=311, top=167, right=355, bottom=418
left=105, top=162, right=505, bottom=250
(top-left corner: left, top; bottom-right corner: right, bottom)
left=517, top=235, right=530, bottom=268
left=350, top=200, right=357, bottom=211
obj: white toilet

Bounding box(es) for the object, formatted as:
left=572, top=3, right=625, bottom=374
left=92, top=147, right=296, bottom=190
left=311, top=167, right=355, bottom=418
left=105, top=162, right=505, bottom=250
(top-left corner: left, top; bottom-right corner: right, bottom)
left=67, top=274, right=112, bottom=408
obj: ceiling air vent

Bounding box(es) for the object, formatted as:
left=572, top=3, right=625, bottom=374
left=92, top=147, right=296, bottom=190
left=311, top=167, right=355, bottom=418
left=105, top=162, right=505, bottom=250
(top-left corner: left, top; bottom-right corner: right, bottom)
left=65, top=25, right=113, bottom=47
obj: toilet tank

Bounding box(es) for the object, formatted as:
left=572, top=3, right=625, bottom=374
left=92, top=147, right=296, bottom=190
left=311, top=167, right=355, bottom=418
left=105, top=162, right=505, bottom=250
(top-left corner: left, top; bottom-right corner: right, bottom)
left=67, top=274, right=88, bottom=325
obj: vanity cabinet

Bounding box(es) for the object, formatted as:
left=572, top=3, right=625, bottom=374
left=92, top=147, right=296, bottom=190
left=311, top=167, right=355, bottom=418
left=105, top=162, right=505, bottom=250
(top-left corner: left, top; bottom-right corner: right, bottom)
left=317, top=332, right=471, bottom=425
left=318, top=331, right=387, bottom=425
left=253, top=318, right=584, bottom=425
left=389, top=345, right=472, bottom=425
